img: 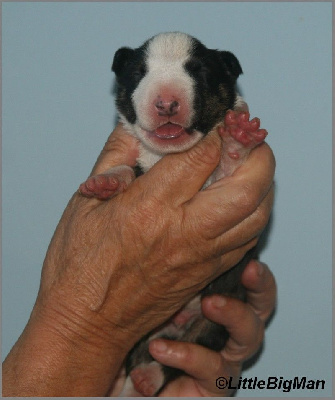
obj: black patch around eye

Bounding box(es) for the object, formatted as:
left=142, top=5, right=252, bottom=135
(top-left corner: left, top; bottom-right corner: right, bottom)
left=132, top=64, right=146, bottom=82
left=185, top=59, right=210, bottom=84
left=185, top=59, right=203, bottom=73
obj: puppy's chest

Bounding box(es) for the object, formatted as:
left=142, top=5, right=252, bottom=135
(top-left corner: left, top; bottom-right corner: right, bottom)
left=137, top=144, right=163, bottom=173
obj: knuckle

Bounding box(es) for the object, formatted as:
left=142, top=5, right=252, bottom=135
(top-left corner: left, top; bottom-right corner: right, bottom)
left=231, top=184, right=259, bottom=218
left=234, top=180, right=273, bottom=218
left=236, top=318, right=265, bottom=360
left=234, top=179, right=274, bottom=220
left=252, top=189, right=275, bottom=232
left=254, top=203, right=271, bottom=232
left=233, top=184, right=260, bottom=216
left=251, top=322, right=265, bottom=355
left=179, top=343, right=195, bottom=364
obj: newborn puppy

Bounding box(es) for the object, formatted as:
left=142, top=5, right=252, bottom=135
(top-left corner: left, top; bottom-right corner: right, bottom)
left=79, top=32, right=267, bottom=396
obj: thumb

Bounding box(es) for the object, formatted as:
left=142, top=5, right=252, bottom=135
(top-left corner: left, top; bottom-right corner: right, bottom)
left=138, top=130, right=222, bottom=203
left=90, top=124, right=140, bottom=176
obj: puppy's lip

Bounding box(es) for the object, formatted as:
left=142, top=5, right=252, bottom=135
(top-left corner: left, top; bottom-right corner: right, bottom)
left=149, top=123, right=192, bottom=139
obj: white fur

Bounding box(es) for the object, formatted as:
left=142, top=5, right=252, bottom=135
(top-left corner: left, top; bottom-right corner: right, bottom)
left=131, top=33, right=198, bottom=156
left=132, top=33, right=195, bottom=129
left=234, top=94, right=248, bottom=111
left=138, top=144, right=163, bottom=173
left=121, top=107, right=203, bottom=173
left=120, top=116, right=166, bottom=172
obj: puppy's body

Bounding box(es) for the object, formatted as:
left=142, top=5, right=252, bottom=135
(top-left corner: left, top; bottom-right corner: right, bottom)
left=79, top=32, right=267, bottom=396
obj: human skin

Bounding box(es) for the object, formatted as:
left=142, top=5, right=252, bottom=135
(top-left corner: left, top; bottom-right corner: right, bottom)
left=109, top=259, right=276, bottom=397
left=2, top=124, right=275, bottom=396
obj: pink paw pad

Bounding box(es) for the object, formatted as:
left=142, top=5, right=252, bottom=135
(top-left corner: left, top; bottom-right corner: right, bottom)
left=79, top=174, right=124, bottom=200
left=130, top=363, right=164, bottom=397
left=221, top=110, right=268, bottom=148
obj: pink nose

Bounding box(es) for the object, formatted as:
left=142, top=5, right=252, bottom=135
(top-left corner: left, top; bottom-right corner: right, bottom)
left=155, top=98, right=180, bottom=116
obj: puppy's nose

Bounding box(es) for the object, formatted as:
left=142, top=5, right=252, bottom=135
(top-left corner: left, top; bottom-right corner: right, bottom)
left=155, top=98, right=180, bottom=116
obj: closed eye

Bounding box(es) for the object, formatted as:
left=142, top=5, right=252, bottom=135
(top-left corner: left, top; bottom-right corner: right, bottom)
left=185, top=59, right=209, bottom=79
left=133, top=65, right=146, bottom=80
left=186, top=59, right=202, bottom=73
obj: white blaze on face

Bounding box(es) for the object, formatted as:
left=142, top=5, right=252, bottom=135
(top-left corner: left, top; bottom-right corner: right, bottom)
left=132, top=32, right=195, bottom=132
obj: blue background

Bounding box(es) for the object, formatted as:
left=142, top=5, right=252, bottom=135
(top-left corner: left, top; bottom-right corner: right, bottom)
left=2, top=2, right=332, bottom=397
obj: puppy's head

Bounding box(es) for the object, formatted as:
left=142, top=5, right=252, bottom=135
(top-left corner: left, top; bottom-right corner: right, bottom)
left=112, top=32, right=242, bottom=154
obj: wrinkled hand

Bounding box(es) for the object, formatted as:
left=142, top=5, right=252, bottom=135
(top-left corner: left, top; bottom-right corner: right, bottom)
left=3, top=123, right=275, bottom=397
left=148, top=260, right=276, bottom=397
left=40, top=124, right=274, bottom=335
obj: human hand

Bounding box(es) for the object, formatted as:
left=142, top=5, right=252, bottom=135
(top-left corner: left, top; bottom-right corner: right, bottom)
left=40, top=122, right=274, bottom=326
left=40, top=123, right=274, bottom=394
left=147, top=260, right=276, bottom=397
left=3, top=123, right=275, bottom=396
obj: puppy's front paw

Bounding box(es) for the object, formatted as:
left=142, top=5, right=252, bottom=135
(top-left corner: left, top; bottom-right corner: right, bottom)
left=220, top=110, right=268, bottom=155
left=214, top=111, right=268, bottom=179
left=79, top=165, right=135, bottom=200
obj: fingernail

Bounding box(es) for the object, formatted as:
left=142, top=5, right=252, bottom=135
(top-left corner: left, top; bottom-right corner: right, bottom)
left=212, top=296, right=227, bottom=309
left=151, top=340, right=168, bottom=354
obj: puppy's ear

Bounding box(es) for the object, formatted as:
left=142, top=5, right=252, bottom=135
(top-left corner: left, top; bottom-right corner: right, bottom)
left=219, top=51, right=243, bottom=82
left=112, top=47, right=135, bottom=75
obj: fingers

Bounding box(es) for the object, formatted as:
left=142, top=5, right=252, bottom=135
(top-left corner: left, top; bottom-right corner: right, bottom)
left=147, top=261, right=276, bottom=396
left=201, top=295, right=264, bottom=363
left=149, top=339, right=222, bottom=381
left=90, top=124, right=140, bottom=176
left=149, top=334, right=241, bottom=396
left=201, top=260, right=277, bottom=362
left=173, top=184, right=273, bottom=266
left=241, top=260, right=277, bottom=322
left=186, top=143, right=275, bottom=239
left=149, top=338, right=230, bottom=395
